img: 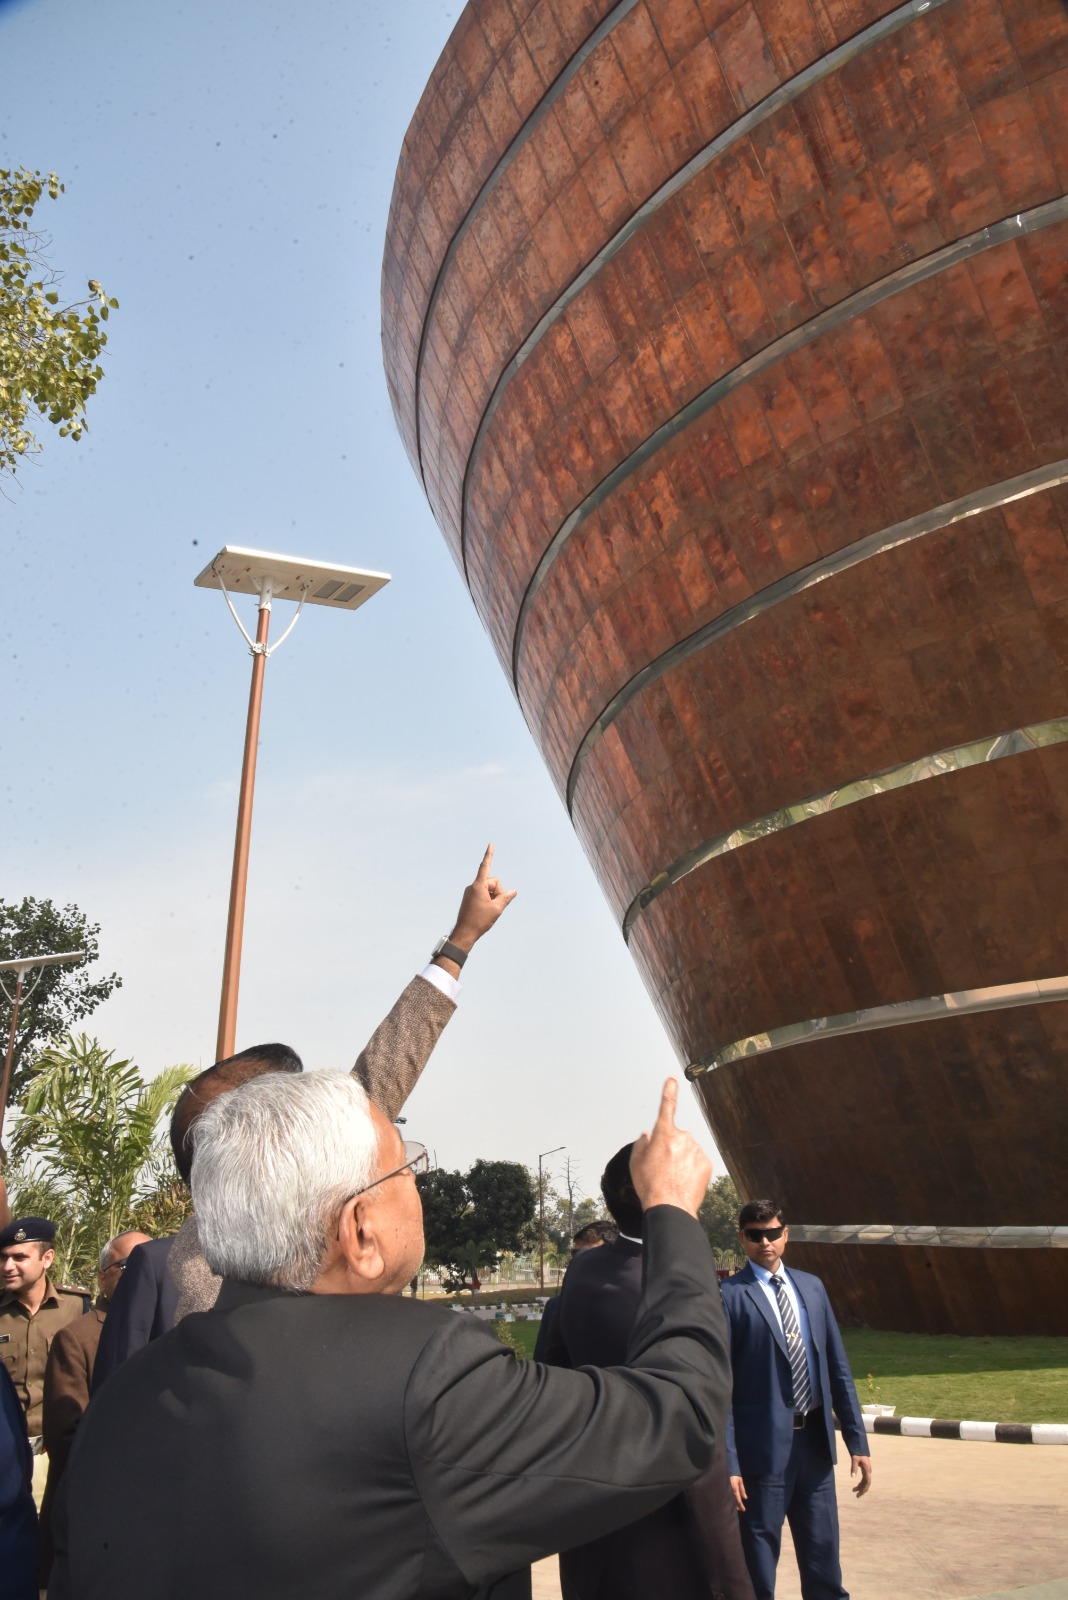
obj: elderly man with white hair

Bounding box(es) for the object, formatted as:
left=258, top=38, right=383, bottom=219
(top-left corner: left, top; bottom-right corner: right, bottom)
left=51, top=1069, right=732, bottom=1600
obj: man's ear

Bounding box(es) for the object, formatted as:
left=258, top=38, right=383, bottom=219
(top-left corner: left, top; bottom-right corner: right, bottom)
left=337, top=1195, right=386, bottom=1286
left=42, top=1247, right=56, bottom=1273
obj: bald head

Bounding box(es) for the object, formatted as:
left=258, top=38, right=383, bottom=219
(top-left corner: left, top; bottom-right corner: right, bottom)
left=170, top=1043, right=303, bottom=1182
left=98, top=1229, right=152, bottom=1302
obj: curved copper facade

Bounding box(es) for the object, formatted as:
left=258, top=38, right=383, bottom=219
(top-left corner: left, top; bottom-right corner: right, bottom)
left=384, top=0, right=1068, bottom=1332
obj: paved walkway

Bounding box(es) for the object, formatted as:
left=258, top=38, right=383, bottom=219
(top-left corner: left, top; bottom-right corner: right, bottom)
left=531, top=1434, right=1068, bottom=1599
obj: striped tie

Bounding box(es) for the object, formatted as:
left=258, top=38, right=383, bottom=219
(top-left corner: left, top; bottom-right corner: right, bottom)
left=772, top=1273, right=813, bottom=1413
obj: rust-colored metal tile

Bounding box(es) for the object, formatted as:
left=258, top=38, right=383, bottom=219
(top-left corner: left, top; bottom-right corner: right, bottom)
left=675, top=34, right=741, bottom=141
left=1030, top=69, right=1068, bottom=193
left=784, top=196, right=857, bottom=309
left=927, top=123, right=1007, bottom=233
left=974, top=89, right=1060, bottom=211
left=1001, top=0, right=1068, bottom=81
left=756, top=0, right=828, bottom=77
left=646, top=0, right=708, bottom=66
left=585, top=33, right=637, bottom=134
left=942, top=0, right=1026, bottom=107
left=611, top=102, right=671, bottom=205
left=712, top=1, right=781, bottom=110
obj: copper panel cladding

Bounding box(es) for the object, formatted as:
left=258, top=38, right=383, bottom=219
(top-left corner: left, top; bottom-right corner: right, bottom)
left=383, top=0, right=1068, bottom=1331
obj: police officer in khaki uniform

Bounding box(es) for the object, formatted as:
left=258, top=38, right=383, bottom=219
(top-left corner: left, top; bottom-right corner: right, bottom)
left=0, top=1218, right=87, bottom=1445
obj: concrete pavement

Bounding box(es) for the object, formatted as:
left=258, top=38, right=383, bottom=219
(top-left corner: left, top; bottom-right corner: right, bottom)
left=530, top=1434, right=1068, bottom=1599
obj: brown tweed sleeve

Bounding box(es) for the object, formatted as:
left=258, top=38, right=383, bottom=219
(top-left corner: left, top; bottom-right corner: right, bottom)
left=351, top=973, right=457, bottom=1121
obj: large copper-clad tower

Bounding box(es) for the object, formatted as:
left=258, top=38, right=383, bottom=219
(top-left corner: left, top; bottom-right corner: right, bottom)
left=383, top=0, right=1068, bottom=1332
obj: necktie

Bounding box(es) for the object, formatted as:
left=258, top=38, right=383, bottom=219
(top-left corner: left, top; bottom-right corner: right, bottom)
left=772, top=1273, right=813, bottom=1413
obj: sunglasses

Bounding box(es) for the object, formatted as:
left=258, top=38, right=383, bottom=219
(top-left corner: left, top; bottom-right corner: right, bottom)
left=335, top=1141, right=429, bottom=1236
left=743, top=1225, right=786, bottom=1243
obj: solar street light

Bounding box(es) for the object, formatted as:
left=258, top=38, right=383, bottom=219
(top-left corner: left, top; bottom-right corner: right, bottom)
left=0, top=950, right=86, bottom=1139
left=195, top=546, right=390, bottom=1061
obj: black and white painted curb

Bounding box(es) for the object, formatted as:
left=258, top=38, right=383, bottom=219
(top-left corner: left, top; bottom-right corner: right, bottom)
left=861, top=1416, right=1068, bottom=1444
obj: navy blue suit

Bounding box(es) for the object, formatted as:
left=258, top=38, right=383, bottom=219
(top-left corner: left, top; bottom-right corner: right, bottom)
left=90, top=1238, right=178, bottom=1395
left=720, top=1263, right=867, bottom=1600
left=0, top=1360, right=36, bottom=1600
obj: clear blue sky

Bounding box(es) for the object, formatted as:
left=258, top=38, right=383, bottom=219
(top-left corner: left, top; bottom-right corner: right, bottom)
left=2, top=0, right=723, bottom=1197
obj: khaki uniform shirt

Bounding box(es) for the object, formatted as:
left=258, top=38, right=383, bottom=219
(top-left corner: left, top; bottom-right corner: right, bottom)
left=0, top=1278, right=87, bottom=1435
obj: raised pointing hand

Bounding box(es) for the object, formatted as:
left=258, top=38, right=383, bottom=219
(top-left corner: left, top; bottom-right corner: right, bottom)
left=450, top=844, right=517, bottom=951
left=629, top=1078, right=711, bottom=1219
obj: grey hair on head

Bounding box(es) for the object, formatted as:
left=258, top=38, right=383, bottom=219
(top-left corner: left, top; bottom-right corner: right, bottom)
left=192, top=1070, right=380, bottom=1292
left=98, top=1230, right=143, bottom=1272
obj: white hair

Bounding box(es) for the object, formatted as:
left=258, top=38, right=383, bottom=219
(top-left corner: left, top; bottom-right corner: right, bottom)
left=192, top=1071, right=381, bottom=1292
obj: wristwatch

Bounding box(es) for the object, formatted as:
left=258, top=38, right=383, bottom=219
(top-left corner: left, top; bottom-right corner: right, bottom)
left=432, top=936, right=468, bottom=969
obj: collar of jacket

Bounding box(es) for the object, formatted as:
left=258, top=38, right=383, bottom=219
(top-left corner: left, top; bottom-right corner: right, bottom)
left=215, top=1278, right=306, bottom=1312
left=608, top=1235, right=643, bottom=1259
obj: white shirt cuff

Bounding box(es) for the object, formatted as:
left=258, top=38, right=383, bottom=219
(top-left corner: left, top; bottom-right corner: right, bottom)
left=419, top=962, right=461, bottom=1003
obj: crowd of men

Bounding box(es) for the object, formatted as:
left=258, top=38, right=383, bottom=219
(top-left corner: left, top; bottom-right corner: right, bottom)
left=0, top=848, right=871, bottom=1599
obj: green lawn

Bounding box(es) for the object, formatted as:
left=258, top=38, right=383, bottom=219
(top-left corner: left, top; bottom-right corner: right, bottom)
left=841, top=1330, right=1068, bottom=1423
left=490, top=1321, right=1068, bottom=1422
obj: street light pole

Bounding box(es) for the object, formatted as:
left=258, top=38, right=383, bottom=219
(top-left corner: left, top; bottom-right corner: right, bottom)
left=196, top=547, right=389, bottom=1064
left=538, top=1144, right=565, bottom=1290
left=216, top=589, right=271, bottom=1062
left=0, top=951, right=85, bottom=1144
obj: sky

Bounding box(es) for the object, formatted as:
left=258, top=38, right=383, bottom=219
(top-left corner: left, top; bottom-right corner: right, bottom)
left=1, top=0, right=724, bottom=1199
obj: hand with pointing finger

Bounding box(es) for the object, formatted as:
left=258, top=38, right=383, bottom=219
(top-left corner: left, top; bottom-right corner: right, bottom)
left=440, top=845, right=517, bottom=966
left=629, top=1079, right=712, bottom=1219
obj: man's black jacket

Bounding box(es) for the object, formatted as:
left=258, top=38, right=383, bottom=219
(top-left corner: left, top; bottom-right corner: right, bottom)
left=539, top=1233, right=755, bottom=1600
left=52, top=1207, right=730, bottom=1600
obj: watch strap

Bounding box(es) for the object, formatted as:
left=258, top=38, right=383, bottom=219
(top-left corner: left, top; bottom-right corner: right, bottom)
left=432, top=936, right=468, bottom=969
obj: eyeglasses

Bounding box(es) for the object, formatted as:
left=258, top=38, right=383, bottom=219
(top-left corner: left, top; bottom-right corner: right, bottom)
left=335, top=1141, right=429, bottom=1235
left=102, top=1259, right=129, bottom=1273
left=743, top=1225, right=786, bottom=1243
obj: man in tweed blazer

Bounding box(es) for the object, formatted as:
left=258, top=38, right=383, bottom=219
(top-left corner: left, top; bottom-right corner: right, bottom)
left=93, top=845, right=515, bottom=1375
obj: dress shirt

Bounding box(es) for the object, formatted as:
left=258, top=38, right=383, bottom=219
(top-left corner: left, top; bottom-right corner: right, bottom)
left=419, top=962, right=461, bottom=1002
left=749, top=1261, right=817, bottom=1406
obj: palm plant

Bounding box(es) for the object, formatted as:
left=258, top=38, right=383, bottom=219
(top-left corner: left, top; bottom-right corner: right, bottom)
left=8, top=1033, right=196, bottom=1285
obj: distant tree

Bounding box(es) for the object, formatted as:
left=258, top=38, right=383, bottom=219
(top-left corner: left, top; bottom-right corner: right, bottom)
left=571, top=1195, right=603, bottom=1235
left=0, top=168, right=117, bottom=478
left=8, top=1033, right=194, bottom=1285
left=419, top=1159, right=536, bottom=1294
left=0, top=897, right=121, bottom=1105
left=700, top=1173, right=744, bottom=1265
left=537, top=1181, right=603, bottom=1255
left=417, top=1168, right=469, bottom=1270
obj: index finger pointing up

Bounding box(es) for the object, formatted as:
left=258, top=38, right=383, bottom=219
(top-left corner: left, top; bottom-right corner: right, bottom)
left=655, top=1077, right=679, bottom=1129
left=475, top=843, right=494, bottom=882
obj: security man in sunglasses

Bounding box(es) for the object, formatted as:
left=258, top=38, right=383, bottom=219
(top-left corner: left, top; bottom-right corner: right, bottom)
left=720, top=1201, right=871, bottom=1600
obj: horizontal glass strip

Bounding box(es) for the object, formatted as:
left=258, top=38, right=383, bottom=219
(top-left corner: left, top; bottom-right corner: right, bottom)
left=510, top=195, right=1068, bottom=686
left=787, top=1223, right=1068, bottom=1249
left=460, top=0, right=954, bottom=573
left=567, top=461, right=1068, bottom=812
left=685, top=975, right=1068, bottom=1077
left=623, top=716, right=1068, bottom=938
left=412, top=0, right=641, bottom=483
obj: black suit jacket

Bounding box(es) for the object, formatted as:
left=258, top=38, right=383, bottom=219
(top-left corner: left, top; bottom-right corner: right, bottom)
left=88, top=1238, right=177, bottom=1395
left=542, top=1236, right=755, bottom=1600
left=52, top=1208, right=731, bottom=1600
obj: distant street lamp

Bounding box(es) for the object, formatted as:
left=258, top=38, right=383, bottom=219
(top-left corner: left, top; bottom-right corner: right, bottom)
left=538, top=1144, right=565, bottom=1290
left=195, top=546, right=389, bottom=1061
left=0, top=950, right=85, bottom=1142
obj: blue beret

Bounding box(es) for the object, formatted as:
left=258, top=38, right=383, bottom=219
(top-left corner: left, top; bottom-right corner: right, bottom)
left=0, top=1217, right=56, bottom=1248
